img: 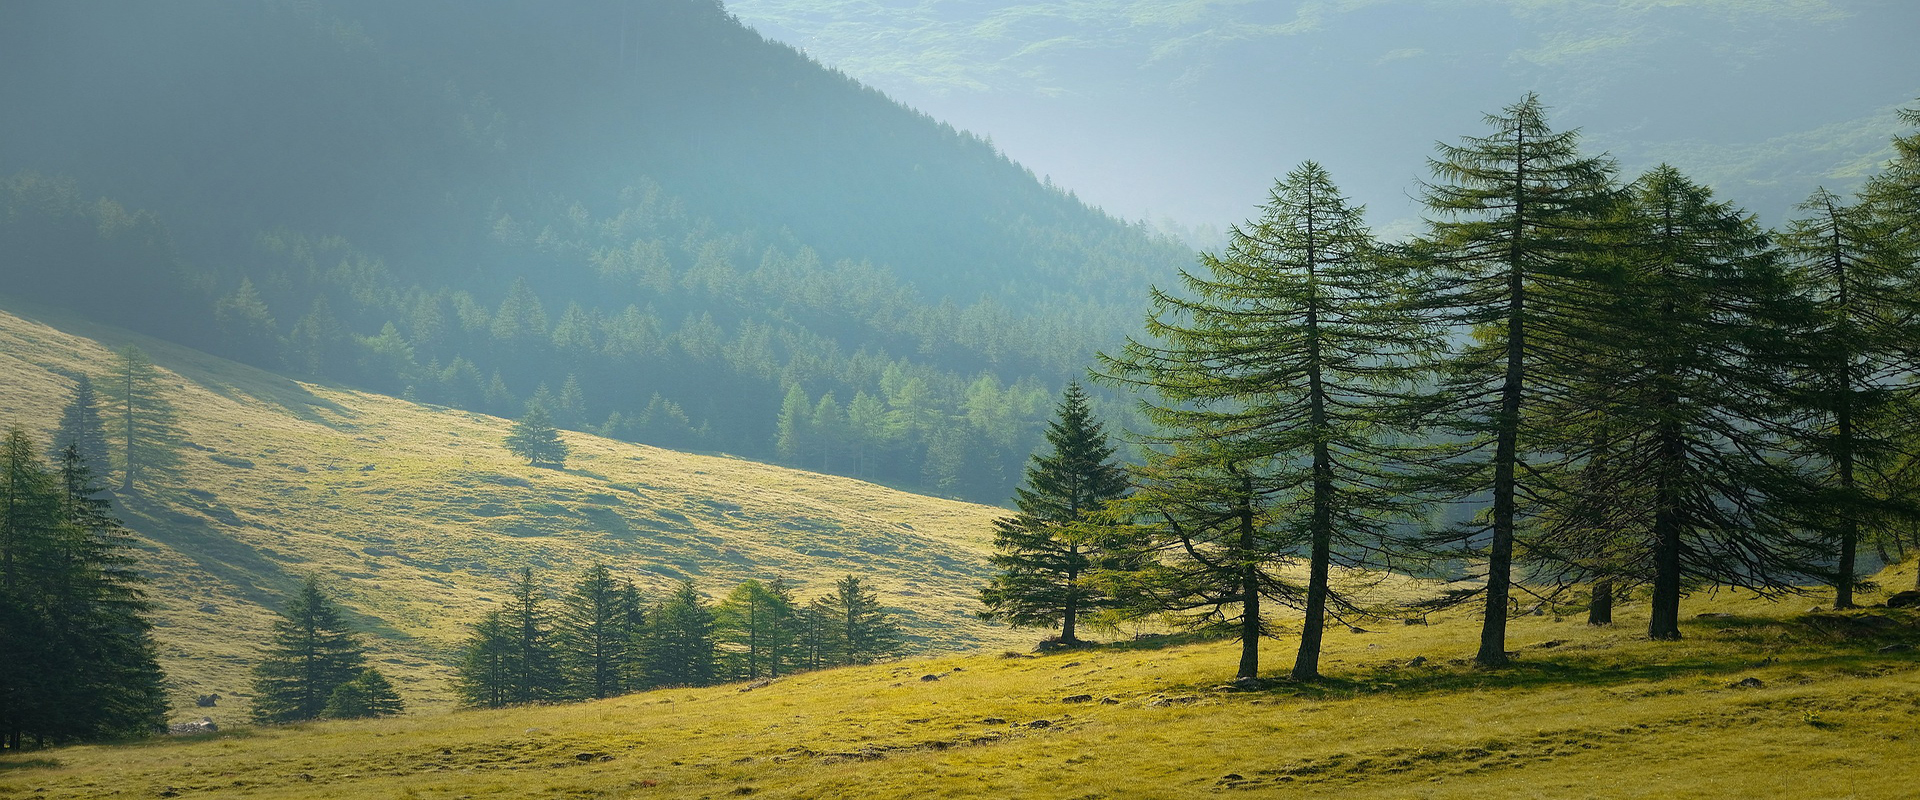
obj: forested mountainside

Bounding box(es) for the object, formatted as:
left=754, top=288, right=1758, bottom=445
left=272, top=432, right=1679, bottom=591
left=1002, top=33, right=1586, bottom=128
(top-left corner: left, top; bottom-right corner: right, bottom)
left=0, top=298, right=1024, bottom=717
left=0, top=0, right=1190, bottom=503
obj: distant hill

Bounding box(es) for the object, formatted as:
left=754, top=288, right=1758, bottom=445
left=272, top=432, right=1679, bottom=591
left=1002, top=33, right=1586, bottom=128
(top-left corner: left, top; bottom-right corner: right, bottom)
left=0, top=0, right=1193, bottom=504
left=0, top=297, right=1027, bottom=720
left=728, top=0, right=1920, bottom=231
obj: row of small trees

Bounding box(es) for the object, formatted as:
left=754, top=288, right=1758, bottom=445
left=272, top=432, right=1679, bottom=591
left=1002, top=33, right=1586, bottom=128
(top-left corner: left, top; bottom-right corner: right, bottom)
left=984, top=95, right=1920, bottom=680
left=454, top=567, right=901, bottom=707
left=244, top=568, right=904, bottom=722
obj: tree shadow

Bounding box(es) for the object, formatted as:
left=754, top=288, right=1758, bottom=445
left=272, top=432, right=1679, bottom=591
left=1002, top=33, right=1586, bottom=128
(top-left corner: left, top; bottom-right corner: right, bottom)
left=0, top=758, right=61, bottom=771
left=4, top=299, right=361, bottom=430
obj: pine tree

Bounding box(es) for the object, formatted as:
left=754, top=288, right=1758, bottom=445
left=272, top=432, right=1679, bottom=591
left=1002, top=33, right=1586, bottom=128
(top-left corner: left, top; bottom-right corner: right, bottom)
left=505, top=403, right=569, bottom=468
left=1780, top=188, right=1920, bottom=609
left=49, top=374, right=110, bottom=474
left=454, top=610, right=517, bottom=708
left=108, top=346, right=182, bottom=492
left=558, top=564, right=640, bottom=699
left=322, top=668, right=404, bottom=719
left=251, top=575, right=368, bottom=723
left=50, top=444, right=167, bottom=739
left=1101, top=163, right=1429, bottom=680
left=830, top=575, right=900, bottom=665
left=503, top=567, right=563, bottom=704
left=1, top=428, right=62, bottom=749
left=1410, top=95, right=1619, bottom=666
left=717, top=579, right=795, bottom=680
left=979, top=383, right=1131, bottom=645
left=0, top=433, right=164, bottom=748
left=646, top=580, right=716, bottom=687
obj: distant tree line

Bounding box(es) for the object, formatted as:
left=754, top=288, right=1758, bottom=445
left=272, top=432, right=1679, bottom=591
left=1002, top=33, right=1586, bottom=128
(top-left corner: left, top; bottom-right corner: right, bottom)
left=453, top=567, right=900, bottom=707
left=985, top=96, right=1920, bottom=679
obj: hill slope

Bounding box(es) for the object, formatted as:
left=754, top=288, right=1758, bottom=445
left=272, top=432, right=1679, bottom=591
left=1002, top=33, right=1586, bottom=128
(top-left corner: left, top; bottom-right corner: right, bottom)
left=0, top=297, right=1026, bottom=721
left=3, top=579, right=1917, bottom=798
left=0, top=0, right=1193, bottom=504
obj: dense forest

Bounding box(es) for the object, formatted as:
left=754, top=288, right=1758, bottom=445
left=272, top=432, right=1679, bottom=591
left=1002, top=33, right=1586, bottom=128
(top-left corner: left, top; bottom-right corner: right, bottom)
left=0, top=0, right=1190, bottom=503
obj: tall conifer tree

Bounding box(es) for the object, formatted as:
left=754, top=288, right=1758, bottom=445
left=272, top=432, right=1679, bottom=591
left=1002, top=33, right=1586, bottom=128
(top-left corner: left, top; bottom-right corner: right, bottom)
left=717, top=579, right=795, bottom=680
left=646, top=580, right=716, bottom=687
left=558, top=564, right=640, bottom=699
left=1410, top=95, right=1618, bottom=666
left=251, top=575, right=368, bottom=723
left=1102, top=163, right=1428, bottom=680
left=830, top=575, right=900, bottom=665
left=1780, top=188, right=1920, bottom=608
left=1545, top=167, right=1826, bottom=638
left=980, top=383, right=1131, bottom=644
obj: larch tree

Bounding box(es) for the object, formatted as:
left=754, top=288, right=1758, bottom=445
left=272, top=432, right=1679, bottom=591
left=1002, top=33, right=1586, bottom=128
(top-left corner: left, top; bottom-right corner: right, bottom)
left=503, top=567, right=563, bottom=703
left=1409, top=94, right=1619, bottom=666
left=1100, top=162, right=1429, bottom=681
left=1780, top=187, right=1920, bottom=608
left=0, top=433, right=165, bottom=748
left=1548, top=166, right=1827, bottom=639
left=717, top=579, right=795, bottom=680
left=1111, top=444, right=1286, bottom=680
left=979, top=382, right=1131, bottom=645
left=454, top=610, right=517, bottom=708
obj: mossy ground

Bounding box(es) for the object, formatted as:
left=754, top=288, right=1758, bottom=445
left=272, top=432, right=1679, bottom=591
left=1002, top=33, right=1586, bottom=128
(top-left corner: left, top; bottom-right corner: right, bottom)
left=0, top=298, right=1024, bottom=721
left=3, top=579, right=1917, bottom=799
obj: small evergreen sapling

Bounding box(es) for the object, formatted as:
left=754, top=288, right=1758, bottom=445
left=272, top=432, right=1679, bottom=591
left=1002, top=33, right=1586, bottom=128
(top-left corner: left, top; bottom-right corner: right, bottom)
left=506, top=403, right=569, bottom=467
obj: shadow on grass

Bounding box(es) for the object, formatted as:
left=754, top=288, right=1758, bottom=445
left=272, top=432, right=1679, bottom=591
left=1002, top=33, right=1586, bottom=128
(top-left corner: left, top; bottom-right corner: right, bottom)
left=0, top=758, right=61, bottom=771
left=1217, top=611, right=1920, bottom=702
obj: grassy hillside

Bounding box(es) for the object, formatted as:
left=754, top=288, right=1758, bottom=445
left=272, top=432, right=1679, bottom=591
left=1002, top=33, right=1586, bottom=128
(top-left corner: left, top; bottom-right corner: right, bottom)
left=3, top=573, right=1916, bottom=798
left=0, top=297, right=1027, bottom=722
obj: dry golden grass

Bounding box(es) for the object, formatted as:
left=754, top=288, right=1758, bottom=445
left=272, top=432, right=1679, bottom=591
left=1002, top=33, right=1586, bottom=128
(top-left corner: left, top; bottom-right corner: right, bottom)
left=0, top=297, right=1027, bottom=721
left=2, top=581, right=1916, bottom=799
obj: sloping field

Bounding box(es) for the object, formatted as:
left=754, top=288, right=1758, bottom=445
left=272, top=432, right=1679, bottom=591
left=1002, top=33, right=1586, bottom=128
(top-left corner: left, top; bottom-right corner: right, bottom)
left=2, top=577, right=1917, bottom=799
left=0, top=298, right=1026, bottom=720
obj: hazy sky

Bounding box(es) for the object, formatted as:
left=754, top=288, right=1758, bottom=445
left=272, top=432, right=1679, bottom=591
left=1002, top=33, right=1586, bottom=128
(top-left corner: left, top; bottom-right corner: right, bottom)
left=728, top=0, right=1920, bottom=240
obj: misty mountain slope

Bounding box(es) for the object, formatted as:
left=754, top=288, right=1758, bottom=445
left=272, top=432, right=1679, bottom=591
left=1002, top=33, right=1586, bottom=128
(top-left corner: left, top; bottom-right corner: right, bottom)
left=730, top=0, right=1920, bottom=231
left=0, top=0, right=1192, bottom=503
left=0, top=295, right=1027, bottom=720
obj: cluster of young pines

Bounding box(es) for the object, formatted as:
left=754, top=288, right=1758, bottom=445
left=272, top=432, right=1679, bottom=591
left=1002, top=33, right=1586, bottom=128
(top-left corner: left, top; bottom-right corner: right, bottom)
left=981, top=95, right=1920, bottom=681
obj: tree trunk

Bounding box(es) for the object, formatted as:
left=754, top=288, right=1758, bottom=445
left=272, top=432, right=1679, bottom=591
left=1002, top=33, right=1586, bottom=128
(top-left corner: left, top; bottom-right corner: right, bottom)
left=1478, top=265, right=1525, bottom=668
left=1587, top=579, right=1613, bottom=626
left=1061, top=543, right=1079, bottom=644
left=1293, top=246, right=1331, bottom=682
left=1236, top=488, right=1260, bottom=680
